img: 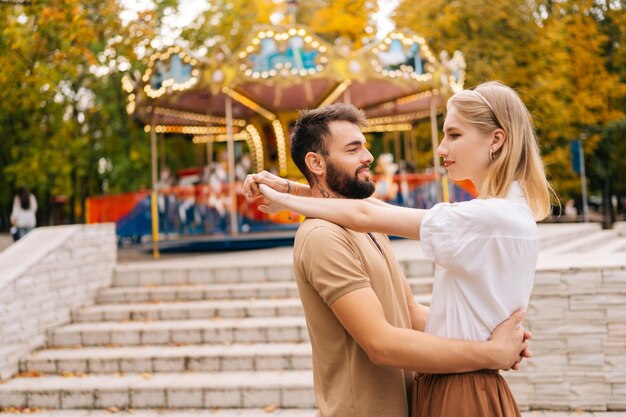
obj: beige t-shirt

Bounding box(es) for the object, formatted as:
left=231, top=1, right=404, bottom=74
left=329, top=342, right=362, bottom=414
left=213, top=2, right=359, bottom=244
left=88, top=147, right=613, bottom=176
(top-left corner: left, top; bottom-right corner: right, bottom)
left=293, top=218, right=413, bottom=417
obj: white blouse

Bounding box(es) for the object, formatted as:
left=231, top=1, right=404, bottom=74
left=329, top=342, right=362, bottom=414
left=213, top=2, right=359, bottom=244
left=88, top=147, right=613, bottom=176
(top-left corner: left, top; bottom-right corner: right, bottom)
left=420, top=182, right=538, bottom=341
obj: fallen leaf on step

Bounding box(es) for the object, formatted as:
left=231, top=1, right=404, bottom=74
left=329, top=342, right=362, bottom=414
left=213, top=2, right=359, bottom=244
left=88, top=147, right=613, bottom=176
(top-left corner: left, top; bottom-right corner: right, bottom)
left=264, top=403, right=277, bottom=412
left=141, top=372, right=153, bottom=379
left=106, top=406, right=119, bottom=413
left=15, top=371, right=42, bottom=378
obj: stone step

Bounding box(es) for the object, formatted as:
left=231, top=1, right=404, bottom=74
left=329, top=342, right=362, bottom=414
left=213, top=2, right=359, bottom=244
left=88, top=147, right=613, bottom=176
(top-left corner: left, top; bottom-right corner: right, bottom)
left=96, top=282, right=300, bottom=304
left=538, top=223, right=602, bottom=251
left=20, top=343, right=312, bottom=374
left=112, top=259, right=435, bottom=287
left=96, top=277, right=433, bottom=304
left=586, top=233, right=626, bottom=254
left=0, top=371, right=316, bottom=409
left=79, top=293, right=432, bottom=323
left=49, top=317, right=309, bottom=347
left=547, top=230, right=621, bottom=255
left=74, top=299, right=305, bottom=322
left=0, top=411, right=318, bottom=417
left=1, top=412, right=624, bottom=417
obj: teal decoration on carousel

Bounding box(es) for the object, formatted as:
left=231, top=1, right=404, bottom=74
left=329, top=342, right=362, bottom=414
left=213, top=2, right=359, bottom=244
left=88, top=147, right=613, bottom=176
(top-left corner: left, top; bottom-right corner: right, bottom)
left=250, top=36, right=319, bottom=73
left=151, top=54, right=193, bottom=90
left=380, top=39, right=425, bottom=75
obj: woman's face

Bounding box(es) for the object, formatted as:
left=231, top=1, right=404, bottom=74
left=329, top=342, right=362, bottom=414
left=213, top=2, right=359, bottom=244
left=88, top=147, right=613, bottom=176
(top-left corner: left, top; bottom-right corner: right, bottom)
left=437, top=105, right=492, bottom=189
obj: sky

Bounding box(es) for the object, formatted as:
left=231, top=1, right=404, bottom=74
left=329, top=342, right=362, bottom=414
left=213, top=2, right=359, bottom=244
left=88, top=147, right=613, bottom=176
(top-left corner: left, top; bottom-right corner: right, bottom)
left=120, top=0, right=399, bottom=49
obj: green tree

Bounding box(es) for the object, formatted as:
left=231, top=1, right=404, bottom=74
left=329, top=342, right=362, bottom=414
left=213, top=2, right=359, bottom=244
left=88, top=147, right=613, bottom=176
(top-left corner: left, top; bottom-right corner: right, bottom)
left=0, top=0, right=173, bottom=226
left=394, top=0, right=626, bottom=215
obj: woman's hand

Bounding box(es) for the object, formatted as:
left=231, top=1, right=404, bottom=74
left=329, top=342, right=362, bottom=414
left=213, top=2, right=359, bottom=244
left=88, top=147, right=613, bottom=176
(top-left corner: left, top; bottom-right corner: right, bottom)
left=243, top=171, right=288, bottom=200
left=258, top=184, right=290, bottom=214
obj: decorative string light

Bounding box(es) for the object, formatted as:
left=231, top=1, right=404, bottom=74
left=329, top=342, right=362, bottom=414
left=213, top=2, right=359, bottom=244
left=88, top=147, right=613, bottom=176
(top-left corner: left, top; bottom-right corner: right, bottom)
left=362, top=123, right=413, bottom=133
left=367, top=111, right=433, bottom=125
left=144, top=125, right=235, bottom=135
left=272, top=120, right=288, bottom=177
left=237, top=26, right=331, bottom=80
left=153, top=107, right=246, bottom=127
left=371, top=31, right=437, bottom=82
left=192, top=132, right=249, bottom=143
left=142, top=47, right=200, bottom=98
left=245, top=124, right=264, bottom=172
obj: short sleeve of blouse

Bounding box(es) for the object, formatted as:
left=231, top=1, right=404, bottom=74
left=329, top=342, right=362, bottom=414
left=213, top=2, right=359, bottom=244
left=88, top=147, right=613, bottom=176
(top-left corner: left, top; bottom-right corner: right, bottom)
left=420, top=203, right=455, bottom=265
left=298, top=225, right=371, bottom=306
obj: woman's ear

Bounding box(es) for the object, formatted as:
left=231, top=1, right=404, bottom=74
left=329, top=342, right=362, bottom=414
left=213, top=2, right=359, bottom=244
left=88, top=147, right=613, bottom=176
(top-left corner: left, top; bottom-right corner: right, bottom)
left=491, top=128, right=507, bottom=152
left=305, top=152, right=325, bottom=177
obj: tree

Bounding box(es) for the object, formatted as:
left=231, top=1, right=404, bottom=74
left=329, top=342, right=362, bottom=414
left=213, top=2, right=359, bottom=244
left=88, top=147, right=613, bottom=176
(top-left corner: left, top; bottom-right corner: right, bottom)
left=0, top=0, right=173, bottom=226
left=393, top=0, right=626, bottom=214
left=181, top=0, right=377, bottom=55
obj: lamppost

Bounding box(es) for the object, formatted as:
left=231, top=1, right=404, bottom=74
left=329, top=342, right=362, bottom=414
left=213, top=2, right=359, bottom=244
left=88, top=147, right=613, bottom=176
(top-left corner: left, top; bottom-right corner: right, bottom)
left=577, top=133, right=590, bottom=223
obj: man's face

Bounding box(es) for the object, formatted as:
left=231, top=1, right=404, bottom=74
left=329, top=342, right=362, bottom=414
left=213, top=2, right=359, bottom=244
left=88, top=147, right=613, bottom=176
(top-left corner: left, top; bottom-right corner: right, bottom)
left=324, top=121, right=375, bottom=199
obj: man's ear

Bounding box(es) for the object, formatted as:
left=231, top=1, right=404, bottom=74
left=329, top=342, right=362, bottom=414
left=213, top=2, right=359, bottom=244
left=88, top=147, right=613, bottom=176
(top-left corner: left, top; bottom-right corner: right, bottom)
left=491, top=128, right=507, bottom=153
left=305, top=152, right=325, bottom=177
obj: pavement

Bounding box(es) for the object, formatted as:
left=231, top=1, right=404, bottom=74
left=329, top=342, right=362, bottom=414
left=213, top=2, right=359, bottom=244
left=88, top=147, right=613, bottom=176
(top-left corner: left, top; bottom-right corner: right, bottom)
left=0, top=410, right=625, bottom=416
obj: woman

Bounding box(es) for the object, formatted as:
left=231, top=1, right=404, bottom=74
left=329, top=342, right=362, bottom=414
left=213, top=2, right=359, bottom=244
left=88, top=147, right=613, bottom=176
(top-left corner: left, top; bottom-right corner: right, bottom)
left=245, top=81, right=554, bottom=416
left=10, top=186, right=38, bottom=241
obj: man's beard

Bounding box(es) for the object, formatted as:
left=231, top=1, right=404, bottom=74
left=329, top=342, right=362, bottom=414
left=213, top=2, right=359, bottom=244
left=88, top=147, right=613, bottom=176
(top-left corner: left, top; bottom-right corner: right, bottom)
left=326, top=158, right=375, bottom=199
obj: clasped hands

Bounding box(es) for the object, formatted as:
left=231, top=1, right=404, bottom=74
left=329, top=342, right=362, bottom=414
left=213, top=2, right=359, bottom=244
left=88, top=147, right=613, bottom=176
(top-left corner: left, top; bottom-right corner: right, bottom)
left=243, top=172, right=290, bottom=214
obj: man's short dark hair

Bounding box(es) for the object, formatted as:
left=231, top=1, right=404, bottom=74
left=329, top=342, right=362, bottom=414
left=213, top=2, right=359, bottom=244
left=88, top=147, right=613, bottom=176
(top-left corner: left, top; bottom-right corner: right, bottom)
left=290, top=103, right=367, bottom=183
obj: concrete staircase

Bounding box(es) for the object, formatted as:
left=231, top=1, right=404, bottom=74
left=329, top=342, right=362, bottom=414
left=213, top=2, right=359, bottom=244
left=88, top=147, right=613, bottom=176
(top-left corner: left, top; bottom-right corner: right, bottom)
left=1, top=222, right=626, bottom=416
left=0, top=250, right=433, bottom=415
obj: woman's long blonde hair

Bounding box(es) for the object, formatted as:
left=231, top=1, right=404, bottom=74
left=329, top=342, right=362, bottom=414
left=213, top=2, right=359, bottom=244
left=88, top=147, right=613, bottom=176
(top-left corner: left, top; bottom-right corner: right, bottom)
left=448, top=81, right=554, bottom=220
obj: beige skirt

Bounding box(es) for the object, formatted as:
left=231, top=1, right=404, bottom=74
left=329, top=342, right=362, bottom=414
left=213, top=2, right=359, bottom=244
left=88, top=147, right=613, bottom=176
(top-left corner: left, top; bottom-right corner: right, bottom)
left=411, top=370, right=521, bottom=417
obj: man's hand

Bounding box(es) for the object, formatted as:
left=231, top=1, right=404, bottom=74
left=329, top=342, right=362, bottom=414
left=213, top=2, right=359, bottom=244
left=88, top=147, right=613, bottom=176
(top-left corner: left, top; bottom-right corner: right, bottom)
left=488, top=309, right=530, bottom=371
left=243, top=171, right=288, bottom=200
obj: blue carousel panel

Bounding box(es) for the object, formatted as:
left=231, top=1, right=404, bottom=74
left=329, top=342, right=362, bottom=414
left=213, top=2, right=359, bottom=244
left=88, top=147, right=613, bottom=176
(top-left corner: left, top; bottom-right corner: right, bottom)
left=150, top=54, right=193, bottom=90
left=250, top=36, right=319, bottom=73
left=379, top=39, right=426, bottom=75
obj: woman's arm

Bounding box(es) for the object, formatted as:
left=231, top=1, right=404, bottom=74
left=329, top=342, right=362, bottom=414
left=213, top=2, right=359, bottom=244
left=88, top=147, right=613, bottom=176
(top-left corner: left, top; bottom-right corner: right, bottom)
left=259, top=184, right=427, bottom=240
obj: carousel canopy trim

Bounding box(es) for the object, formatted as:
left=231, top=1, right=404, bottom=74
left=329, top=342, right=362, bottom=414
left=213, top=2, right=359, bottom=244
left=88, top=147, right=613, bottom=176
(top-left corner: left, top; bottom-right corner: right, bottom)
left=272, top=120, right=288, bottom=177
left=317, top=80, right=352, bottom=108
left=192, top=133, right=248, bottom=143
left=362, top=123, right=413, bottom=133
left=222, top=87, right=277, bottom=121
left=368, top=111, right=433, bottom=125
left=245, top=124, right=264, bottom=172
left=143, top=47, right=201, bottom=98
left=368, top=32, right=437, bottom=83
left=154, top=107, right=247, bottom=126
left=237, top=26, right=332, bottom=82
left=144, top=125, right=236, bottom=135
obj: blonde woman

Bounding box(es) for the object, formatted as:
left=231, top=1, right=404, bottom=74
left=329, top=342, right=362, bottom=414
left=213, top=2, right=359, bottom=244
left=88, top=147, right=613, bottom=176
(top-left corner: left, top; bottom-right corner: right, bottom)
left=245, top=82, right=552, bottom=416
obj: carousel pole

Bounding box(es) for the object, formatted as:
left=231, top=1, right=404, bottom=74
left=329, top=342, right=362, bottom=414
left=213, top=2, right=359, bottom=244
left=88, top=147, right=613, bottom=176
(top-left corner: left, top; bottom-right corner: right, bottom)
left=403, top=131, right=411, bottom=165
left=394, top=131, right=401, bottom=166
left=430, top=97, right=442, bottom=202
left=205, top=117, right=213, bottom=167
left=225, top=96, right=239, bottom=236
left=150, top=112, right=160, bottom=259
left=206, top=140, right=213, bottom=167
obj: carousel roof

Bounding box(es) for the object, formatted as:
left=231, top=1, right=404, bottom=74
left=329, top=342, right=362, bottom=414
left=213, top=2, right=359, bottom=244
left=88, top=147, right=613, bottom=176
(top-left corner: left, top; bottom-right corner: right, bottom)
left=124, top=25, right=466, bottom=129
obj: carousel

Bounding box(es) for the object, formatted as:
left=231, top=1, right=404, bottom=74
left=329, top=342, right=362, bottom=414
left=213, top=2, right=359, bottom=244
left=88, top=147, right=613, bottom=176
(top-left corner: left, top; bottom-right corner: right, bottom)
left=92, top=22, right=468, bottom=254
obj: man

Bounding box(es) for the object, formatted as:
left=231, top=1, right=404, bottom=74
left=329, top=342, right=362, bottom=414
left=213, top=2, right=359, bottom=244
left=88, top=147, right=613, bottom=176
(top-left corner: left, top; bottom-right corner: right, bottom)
left=244, top=104, right=529, bottom=417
